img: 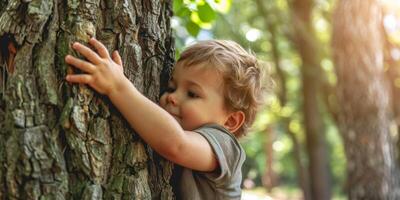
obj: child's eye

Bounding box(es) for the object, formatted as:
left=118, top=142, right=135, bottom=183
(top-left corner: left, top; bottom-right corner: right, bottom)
left=166, top=86, right=176, bottom=93
left=188, top=91, right=199, bottom=98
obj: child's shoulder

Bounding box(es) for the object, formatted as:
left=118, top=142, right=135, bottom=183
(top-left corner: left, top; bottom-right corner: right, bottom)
left=178, top=124, right=245, bottom=199
left=193, top=123, right=245, bottom=164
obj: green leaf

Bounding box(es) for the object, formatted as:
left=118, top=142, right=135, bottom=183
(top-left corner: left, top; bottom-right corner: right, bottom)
left=186, top=20, right=200, bottom=36
left=175, top=7, right=191, bottom=17
left=197, top=2, right=216, bottom=23
left=190, top=12, right=212, bottom=29
left=173, top=0, right=183, bottom=13
left=173, top=0, right=192, bottom=17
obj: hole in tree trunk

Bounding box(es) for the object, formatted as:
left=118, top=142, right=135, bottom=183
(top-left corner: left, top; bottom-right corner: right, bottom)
left=0, top=34, right=17, bottom=92
left=0, top=34, right=17, bottom=75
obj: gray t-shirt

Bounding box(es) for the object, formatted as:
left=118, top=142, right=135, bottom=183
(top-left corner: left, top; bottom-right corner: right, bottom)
left=174, top=124, right=246, bottom=200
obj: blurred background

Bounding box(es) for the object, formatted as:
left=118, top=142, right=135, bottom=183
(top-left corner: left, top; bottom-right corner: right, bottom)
left=172, top=0, right=400, bottom=199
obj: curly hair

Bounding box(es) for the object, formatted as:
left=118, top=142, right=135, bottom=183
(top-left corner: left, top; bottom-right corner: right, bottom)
left=176, top=40, right=267, bottom=137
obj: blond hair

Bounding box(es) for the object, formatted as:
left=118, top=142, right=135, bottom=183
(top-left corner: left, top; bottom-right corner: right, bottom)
left=177, top=40, right=265, bottom=137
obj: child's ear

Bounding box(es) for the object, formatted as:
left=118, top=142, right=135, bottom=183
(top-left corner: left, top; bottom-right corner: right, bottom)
left=224, top=111, right=245, bottom=134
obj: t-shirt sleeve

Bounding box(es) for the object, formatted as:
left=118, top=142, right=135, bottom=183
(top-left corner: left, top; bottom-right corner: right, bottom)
left=194, top=124, right=246, bottom=186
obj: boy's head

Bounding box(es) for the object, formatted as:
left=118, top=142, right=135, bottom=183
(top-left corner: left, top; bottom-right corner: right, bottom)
left=160, top=40, right=264, bottom=137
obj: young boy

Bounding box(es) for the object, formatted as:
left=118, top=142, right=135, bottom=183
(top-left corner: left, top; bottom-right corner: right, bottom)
left=65, top=38, right=264, bottom=199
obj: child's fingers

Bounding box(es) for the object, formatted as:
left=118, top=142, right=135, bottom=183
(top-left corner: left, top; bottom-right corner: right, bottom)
left=89, top=38, right=110, bottom=59
left=66, top=74, right=93, bottom=84
left=112, top=51, right=123, bottom=66
left=72, top=42, right=102, bottom=64
left=65, top=55, right=96, bottom=73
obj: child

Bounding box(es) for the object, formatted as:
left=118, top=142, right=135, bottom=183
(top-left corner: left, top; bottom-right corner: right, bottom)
left=65, top=38, right=264, bottom=199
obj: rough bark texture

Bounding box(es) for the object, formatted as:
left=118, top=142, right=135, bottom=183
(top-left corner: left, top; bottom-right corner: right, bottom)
left=332, top=0, right=400, bottom=199
left=0, top=0, right=175, bottom=199
left=290, top=0, right=331, bottom=199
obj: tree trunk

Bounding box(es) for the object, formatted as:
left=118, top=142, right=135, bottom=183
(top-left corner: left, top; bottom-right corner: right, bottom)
left=286, top=121, right=311, bottom=200
left=0, top=0, right=175, bottom=199
left=253, top=1, right=312, bottom=198
left=290, top=0, right=331, bottom=199
left=262, top=127, right=278, bottom=191
left=332, top=0, right=400, bottom=198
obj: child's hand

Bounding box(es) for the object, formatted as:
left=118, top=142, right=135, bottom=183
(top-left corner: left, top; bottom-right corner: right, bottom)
left=65, top=38, right=126, bottom=96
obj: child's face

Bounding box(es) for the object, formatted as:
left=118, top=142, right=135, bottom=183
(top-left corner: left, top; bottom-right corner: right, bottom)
left=160, top=63, right=230, bottom=130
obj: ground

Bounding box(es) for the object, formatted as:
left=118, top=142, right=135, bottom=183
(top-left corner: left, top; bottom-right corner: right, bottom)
left=242, top=187, right=303, bottom=200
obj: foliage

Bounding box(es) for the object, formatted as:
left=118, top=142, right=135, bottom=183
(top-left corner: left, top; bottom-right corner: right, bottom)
left=173, top=0, right=231, bottom=37
left=172, top=0, right=231, bottom=57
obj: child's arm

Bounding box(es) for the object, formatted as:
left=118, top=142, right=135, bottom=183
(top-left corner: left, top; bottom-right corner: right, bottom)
left=65, top=38, right=218, bottom=172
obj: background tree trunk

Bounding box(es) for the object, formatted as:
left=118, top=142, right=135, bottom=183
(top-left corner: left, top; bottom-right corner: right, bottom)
left=290, top=0, right=331, bottom=199
left=0, top=0, right=175, bottom=199
left=262, top=127, right=278, bottom=191
left=254, top=1, right=312, bottom=198
left=332, top=0, right=400, bottom=198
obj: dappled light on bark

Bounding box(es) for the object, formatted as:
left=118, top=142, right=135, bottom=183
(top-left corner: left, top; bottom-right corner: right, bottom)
left=333, top=0, right=400, bottom=198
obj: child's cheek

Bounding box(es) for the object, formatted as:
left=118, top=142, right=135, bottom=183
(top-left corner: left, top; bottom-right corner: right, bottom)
left=181, top=104, right=205, bottom=130
left=159, top=95, right=167, bottom=108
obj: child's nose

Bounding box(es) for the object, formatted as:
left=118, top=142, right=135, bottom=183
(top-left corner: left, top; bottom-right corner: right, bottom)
left=167, top=93, right=178, bottom=106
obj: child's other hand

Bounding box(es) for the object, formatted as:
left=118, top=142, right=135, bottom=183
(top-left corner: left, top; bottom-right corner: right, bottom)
left=65, top=38, right=126, bottom=96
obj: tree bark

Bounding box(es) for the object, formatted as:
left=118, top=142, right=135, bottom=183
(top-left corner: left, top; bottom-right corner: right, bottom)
left=290, top=0, right=331, bottom=199
left=332, top=0, right=400, bottom=198
left=0, top=0, right=175, bottom=199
